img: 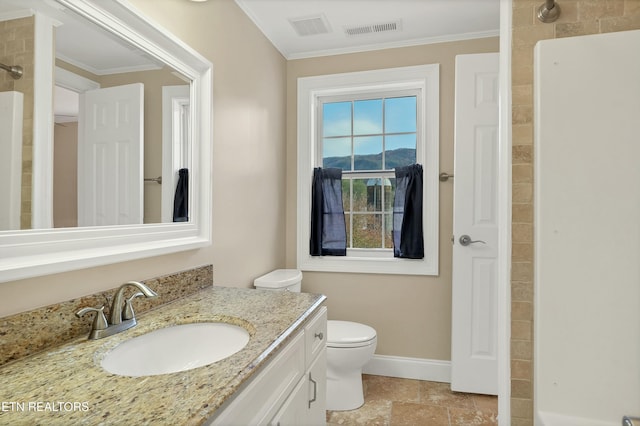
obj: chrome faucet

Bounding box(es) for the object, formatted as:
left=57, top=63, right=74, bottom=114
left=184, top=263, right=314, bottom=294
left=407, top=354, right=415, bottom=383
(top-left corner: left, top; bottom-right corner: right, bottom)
left=623, top=416, right=640, bottom=426
left=109, top=281, right=157, bottom=325
left=76, top=281, right=157, bottom=339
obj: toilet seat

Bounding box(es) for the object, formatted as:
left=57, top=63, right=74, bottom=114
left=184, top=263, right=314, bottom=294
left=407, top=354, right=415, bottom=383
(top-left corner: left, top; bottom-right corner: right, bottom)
left=327, top=320, right=377, bottom=348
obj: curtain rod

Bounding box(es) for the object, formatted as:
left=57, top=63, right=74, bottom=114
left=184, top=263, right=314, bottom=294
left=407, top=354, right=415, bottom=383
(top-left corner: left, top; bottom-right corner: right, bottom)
left=0, top=62, right=23, bottom=79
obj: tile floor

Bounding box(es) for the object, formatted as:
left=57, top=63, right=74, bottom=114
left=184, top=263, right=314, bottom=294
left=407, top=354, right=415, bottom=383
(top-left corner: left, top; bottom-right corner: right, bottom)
left=326, top=375, right=498, bottom=426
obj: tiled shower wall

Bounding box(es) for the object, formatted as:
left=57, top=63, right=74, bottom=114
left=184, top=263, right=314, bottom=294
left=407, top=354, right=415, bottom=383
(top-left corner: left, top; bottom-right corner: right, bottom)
left=510, top=1, right=640, bottom=424
left=0, top=16, right=34, bottom=230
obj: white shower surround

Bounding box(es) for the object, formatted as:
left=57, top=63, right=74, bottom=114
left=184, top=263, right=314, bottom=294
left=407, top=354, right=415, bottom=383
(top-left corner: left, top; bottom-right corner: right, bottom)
left=537, top=412, right=618, bottom=426
left=0, top=91, right=23, bottom=231
left=534, top=29, right=640, bottom=425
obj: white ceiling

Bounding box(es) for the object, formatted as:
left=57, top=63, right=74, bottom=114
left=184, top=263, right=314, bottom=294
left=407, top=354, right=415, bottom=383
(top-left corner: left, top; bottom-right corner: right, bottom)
left=0, top=0, right=163, bottom=122
left=0, top=0, right=161, bottom=75
left=234, top=0, right=501, bottom=59
left=0, top=0, right=500, bottom=119
left=0, top=0, right=501, bottom=71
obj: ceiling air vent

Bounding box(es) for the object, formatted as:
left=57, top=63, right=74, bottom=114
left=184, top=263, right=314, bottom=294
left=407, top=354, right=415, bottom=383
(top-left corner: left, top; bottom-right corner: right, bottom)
left=289, top=15, right=331, bottom=37
left=344, top=20, right=402, bottom=37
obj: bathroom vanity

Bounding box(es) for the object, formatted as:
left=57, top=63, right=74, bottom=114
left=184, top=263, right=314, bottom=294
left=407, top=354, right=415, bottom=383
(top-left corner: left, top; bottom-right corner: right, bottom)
left=209, top=303, right=327, bottom=425
left=0, top=287, right=327, bottom=425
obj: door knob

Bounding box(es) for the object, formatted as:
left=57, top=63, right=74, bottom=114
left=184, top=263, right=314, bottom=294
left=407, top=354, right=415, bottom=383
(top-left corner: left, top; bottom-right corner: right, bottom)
left=459, top=235, right=486, bottom=246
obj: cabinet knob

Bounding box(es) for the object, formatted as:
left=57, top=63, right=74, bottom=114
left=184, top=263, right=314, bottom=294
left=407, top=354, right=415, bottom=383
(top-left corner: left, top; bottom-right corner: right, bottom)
left=314, top=332, right=324, bottom=340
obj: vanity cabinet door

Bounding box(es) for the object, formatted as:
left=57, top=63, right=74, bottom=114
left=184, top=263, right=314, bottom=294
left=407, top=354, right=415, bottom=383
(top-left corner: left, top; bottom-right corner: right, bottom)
left=306, top=349, right=327, bottom=425
left=270, top=346, right=327, bottom=426
left=207, top=306, right=327, bottom=426
left=208, top=332, right=305, bottom=425
left=269, top=378, right=307, bottom=426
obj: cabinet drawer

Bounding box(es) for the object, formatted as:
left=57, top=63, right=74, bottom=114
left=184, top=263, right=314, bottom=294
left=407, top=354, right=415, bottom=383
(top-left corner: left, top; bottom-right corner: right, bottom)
left=304, top=306, right=327, bottom=368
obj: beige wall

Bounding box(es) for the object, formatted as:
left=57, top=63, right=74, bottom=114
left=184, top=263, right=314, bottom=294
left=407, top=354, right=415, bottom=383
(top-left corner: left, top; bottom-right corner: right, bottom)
left=285, top=37, right=499, bottom=360
left=0, top=0, right=287, bottom=317
left=510, top=1, right=640, bottom=425
left=53, top=121, right=78, bottom=228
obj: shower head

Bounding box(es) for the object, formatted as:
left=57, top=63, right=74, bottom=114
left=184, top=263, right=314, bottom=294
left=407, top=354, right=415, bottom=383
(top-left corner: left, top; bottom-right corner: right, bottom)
left=0, top=63, right=23, bottom=79
left=537, top=0, right=561, bottom=23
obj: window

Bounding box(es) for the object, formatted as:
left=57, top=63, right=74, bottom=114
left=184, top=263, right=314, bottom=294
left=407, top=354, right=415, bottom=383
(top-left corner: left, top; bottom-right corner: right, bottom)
left=297, top=65, right=439, bottom=275
left=319, top=92, right=418, bottom=252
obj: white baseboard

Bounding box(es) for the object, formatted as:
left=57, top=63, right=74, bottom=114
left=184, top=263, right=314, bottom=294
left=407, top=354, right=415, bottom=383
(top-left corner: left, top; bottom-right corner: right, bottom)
left=362, top=354, right=451, bottom=383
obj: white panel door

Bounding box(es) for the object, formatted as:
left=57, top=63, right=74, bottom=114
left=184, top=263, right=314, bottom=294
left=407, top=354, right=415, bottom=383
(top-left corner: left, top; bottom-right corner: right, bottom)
left=451, top=53, right=499, bottom=395
left=78, top=83, right=144, bottom=226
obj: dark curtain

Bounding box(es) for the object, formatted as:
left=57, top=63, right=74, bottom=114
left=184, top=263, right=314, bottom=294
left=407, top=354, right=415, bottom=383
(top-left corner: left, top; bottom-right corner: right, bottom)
left=310, top=167, right=347, bottom=256
left=393, top=164, right=424, bottom=259
left=172, top=168, right=189, bottom=222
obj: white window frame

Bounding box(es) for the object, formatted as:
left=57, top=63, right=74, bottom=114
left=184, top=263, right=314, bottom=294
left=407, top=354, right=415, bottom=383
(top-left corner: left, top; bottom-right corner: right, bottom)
left=297, top=64, right=439, bottom=275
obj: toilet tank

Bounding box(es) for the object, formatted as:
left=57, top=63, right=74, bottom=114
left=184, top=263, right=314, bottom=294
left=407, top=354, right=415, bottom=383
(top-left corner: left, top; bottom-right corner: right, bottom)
left=254, top=269, right=302, bottom=292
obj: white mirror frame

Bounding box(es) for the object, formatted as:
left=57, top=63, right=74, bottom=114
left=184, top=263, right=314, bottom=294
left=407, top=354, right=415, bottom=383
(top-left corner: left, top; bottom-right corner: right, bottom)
left=0, top=0, right=212, bottom=283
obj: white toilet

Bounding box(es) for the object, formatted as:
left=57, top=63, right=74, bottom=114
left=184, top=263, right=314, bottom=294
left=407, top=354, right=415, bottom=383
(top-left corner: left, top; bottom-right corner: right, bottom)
left=254, top=269, right=377, bottom=412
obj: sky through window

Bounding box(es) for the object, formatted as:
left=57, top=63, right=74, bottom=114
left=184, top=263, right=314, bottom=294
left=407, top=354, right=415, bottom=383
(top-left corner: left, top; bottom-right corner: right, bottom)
left=322, top=96, right=417, bottom=169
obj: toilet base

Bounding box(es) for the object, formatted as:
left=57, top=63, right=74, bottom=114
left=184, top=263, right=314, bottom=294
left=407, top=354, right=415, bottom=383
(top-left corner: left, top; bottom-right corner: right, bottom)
left=326, top=370, right=365, bottom=411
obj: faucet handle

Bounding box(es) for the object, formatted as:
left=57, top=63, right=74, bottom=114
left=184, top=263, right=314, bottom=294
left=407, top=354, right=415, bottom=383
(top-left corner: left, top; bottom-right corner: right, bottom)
left=76, top=306, right=108, bottom=331
left=122, top=292, right=144, bottom=321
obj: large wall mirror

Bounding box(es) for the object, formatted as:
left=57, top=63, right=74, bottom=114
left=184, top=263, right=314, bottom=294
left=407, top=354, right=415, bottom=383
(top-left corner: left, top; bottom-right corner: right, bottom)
left=0, top=0, right=212, bottom=282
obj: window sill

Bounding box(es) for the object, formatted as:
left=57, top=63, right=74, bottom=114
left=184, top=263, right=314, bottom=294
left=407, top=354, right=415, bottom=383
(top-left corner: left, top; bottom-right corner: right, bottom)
left=298, top=254, right=438, bottom=276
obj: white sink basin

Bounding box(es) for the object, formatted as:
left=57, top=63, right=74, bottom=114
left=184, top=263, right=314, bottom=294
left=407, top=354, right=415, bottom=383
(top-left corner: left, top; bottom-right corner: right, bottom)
left=101, top=322, right=250, bottom=377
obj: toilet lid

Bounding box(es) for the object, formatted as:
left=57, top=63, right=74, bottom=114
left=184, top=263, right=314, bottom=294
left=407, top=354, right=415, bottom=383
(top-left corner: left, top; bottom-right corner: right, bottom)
left=327, top=320, right=377, bottom=348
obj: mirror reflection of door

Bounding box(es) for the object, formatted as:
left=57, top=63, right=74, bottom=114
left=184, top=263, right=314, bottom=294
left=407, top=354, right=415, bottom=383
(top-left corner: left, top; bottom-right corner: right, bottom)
left=53, top=82, right=145, bottom=227
left=53, top=68, right=100, bottom=229
left=78, top=83, right=144, bottom=227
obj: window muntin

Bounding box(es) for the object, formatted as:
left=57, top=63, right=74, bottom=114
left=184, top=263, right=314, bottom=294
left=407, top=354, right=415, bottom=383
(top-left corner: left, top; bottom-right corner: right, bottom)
left=319, top=91, right=419, bottom=252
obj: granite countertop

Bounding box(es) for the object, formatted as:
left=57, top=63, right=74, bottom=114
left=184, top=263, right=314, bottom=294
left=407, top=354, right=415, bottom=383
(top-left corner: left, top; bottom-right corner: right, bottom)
left=0, top=286, right=326, bottom=425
